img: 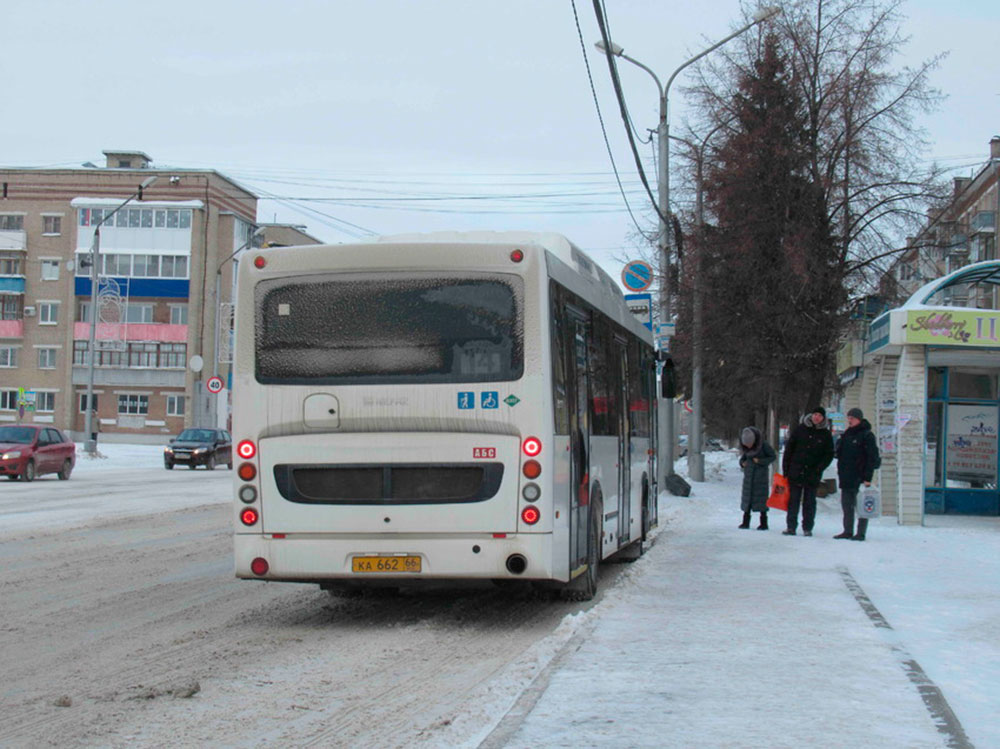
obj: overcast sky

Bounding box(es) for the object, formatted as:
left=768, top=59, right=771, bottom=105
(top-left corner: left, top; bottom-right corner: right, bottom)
left=3, top=0, right=997, bottom=277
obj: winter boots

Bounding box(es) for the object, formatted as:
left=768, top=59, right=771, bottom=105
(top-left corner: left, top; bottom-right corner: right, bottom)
left=739, top=511, right=752, bottom=529
left=757, top=512, right=768, bottom=530
left=834, top=532, right=853, bottom=539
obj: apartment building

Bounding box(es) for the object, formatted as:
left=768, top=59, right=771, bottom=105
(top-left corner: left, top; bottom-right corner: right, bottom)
left=881, top=137, right=1000, bottom=306
left=0, top=150, right=266, bottom=442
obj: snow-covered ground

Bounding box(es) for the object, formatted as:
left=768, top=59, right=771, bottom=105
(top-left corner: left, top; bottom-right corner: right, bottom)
left=2, top=445, right=997, bottom=748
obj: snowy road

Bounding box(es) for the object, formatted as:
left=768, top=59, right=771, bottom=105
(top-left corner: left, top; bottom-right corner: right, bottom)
left=0, top=450, right=608, bottom=747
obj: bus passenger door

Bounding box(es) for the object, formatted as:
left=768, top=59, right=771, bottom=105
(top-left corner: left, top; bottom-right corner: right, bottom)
left=616, top=338, right=630, bottom=544
left=567, top=311, right=591, bottom=575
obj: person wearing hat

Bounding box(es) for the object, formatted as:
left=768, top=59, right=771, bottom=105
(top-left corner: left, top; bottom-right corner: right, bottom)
left=834, top=407, right=880, bottom=540
left=738, top=426, right=777, bottom=530
left=780, top=406, right=834, bottom=536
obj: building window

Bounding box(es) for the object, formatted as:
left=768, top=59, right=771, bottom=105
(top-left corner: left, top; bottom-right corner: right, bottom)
left=0, top=215, right=24, bottom=230
left=128, top=342, right=158, bottom=367
left=1, top=390, right=18, bottom=410
left=132, top=254, right=160, bottom=277
left=160, top=255, right=188, bottom=278
left=78, top=207, right=192, bottom=229
left=35, top=392, right=55, bottom=412
left=0, top=252, right=23, bottom=275
left=124, top=303, right=154, bottom=324
left=38, top=302, right=59, bottom=325
left=38, top=348, right=57, bottom=369
left=79, top=393, right=99, bottom=413
left=1, top=294, right=21, bottom=320
left=169, top=304, right=188, bottom=325
left=41, top=259, right=60, bottom=281
left=118, top=394, right=149, bottom=415
left=105, top=254, right=132, bottom=276
left=161, top=343, right=187, bottom=368
left=166, top=394, right=185, bottom=416
left=75, top=251, right=189, bottom=280
left=42, top=216, right=62, bottom=235
left=0, top=347, right=17, bottom=367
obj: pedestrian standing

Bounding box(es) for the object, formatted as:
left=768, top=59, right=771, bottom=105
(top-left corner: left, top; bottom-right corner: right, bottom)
left=834, top=407, right=880, bottom=541
left=738, top=426, right=776, bottom=530
left=781, top=406, right=834, bottom=536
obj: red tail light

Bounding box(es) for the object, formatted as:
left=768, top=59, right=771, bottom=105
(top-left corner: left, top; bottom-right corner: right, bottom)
left=522, top=436, right=542, bottom=456
left=240, top=507, right=259, bottom=526
left=253, top=255, right=267, bottom=269
left=250, top=557, right=269, bottom=576
left=238, top=462, right=257, bottom=481
left=510, top=249, right=524, bottom=263
left=521, top=506, right=540, bottom=525
left=237, top=440, right=256, bottom=459
left=523, top=460, right=541, bottom=479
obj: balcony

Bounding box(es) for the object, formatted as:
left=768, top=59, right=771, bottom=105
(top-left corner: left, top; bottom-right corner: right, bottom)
left=0, top=230, right=27, bottom=251
left=970, top=211, right=996, bottom=235
left=73, top=322, right=188, bottom=342
left=0, top=319, right=24, bottom=339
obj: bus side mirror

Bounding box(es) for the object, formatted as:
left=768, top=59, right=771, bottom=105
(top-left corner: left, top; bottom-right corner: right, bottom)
left=660, top=355, right=676, bottom=399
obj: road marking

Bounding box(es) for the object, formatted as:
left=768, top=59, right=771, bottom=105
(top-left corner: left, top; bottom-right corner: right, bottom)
left=838, top=566, right=974, bottom=749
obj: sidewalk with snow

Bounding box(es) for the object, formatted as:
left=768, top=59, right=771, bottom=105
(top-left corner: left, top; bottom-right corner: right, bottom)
left=489, top=452, right=999, bottom=749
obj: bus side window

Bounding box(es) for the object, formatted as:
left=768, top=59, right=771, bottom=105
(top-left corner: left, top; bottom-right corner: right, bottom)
left=550, top=286, right=570, bottom=435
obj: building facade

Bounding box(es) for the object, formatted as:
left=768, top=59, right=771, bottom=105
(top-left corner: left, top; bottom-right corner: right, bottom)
left=837, top=137, right=1000, bottom=522
left=0, top=150, right=264, bottom=442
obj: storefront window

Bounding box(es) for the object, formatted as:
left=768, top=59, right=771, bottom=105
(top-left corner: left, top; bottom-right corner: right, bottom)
left=949, top=370, right=997, bottom=400
left=927, top=367, right=945, bottom=399
left=945, top=403, right=998, bottom=488
left=925, top=402, right=944, bottom=487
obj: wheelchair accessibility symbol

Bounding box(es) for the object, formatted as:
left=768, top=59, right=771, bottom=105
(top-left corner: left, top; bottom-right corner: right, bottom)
left=481, top=391, right=499, bottom=409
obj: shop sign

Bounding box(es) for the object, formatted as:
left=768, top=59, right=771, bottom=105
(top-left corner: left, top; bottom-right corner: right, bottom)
left=906, top=309, right=1000, bottom=348
left=946, top=404, right=998, bottom=483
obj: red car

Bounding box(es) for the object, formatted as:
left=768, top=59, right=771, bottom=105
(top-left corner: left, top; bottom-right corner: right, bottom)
left=0, top=425, right=76, bottom=482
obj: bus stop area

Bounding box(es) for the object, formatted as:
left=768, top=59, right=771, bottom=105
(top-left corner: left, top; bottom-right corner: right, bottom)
left=480, top=453, right=997, bottom=749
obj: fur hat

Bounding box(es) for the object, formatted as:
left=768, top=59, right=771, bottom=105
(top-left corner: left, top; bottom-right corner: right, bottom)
left=847, top=407, right=864, bottom=420
left=812, top=406, right=826, bottom=417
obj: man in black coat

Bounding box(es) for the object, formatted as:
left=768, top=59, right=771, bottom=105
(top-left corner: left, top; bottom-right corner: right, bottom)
left=781, top=406, right=834, bottom=536
left=834, top=407, right=880, bottom=541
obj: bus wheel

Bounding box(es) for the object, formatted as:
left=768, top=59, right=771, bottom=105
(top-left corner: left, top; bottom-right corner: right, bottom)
left=560, top=489, right=602, bottom=602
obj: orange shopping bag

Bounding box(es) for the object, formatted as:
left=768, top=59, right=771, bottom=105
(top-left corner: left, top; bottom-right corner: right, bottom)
left=767, top=473, right=790, bottom=511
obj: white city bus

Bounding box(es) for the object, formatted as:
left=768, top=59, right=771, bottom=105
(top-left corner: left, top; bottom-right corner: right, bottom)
left=232, top=232, right=658, bottom=600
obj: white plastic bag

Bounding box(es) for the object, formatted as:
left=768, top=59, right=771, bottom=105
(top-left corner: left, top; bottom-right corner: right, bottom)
left=857, top=486, right=881, bottom=518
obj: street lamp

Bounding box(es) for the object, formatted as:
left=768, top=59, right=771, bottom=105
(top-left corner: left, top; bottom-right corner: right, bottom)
left=83, top=175, right=158, bottom=455
left=596, top=6, right=779, bottom=487
left=211, top=225, right=264, bottom=424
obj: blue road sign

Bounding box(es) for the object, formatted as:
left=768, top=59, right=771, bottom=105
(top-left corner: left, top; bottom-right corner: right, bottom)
left=621, top=260, right=654, bottom=292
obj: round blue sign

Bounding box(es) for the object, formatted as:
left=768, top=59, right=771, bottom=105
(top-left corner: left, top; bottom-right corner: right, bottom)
left=621, top=260, right=653, bottom=292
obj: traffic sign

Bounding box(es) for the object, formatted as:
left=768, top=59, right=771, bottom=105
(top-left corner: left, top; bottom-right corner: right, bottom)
left=206, top=376, right=225, bottom=394
left=625, top=293, right=653, bottom=330
left=621, top=260, right=654, bottom=292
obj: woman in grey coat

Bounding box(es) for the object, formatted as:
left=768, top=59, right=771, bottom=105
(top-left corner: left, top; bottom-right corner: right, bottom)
left=739, top=426, right=777, bottom=530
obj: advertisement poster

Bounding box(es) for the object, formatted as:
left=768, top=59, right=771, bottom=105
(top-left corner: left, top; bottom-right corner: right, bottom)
left=946, top=405, right=998, bottom=483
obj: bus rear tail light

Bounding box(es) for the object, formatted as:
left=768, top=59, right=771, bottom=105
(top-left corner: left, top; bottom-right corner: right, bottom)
left=522, top=483, right=540, bottom=502
left=510, top=249, right=524, bottom=263
left=237, top=440, right=257, bottom=460
left=240, top=507, right=259, bottom=526
left=250, top=557, right=269, bottom=576
left=523, top=460, right=541, bottom=479
left=253, top=255, right=267, bottom=269
left=239, top=485, right=257, bottom=503
left=521, top=506, right=540, bottom=525
left=238, top=462, right=257, bottom=481
left=522, top=437, right=542, bottom=456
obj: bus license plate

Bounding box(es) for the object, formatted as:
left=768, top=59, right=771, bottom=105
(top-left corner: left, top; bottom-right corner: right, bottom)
left=351, top=555, right=421, bottom=573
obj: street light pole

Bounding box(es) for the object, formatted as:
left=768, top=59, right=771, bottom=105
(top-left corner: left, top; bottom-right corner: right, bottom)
left=596, top=6, right=779, bottom=487
left=83, top=175, right=158, bottom=455
left=211, top=225, right=264, bottom=429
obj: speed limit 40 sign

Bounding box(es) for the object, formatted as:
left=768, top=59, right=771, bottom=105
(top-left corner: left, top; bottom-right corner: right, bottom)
left=206, top=376, right=225, bottom=394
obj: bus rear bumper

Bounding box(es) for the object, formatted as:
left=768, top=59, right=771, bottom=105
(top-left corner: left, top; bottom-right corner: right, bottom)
left=234, top=532, right=565, bottom=583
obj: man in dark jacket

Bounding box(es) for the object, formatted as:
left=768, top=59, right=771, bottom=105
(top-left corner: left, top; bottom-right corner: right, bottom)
left=781, top=406, right=834, bottom=536
left=834, top=407, right=880, bottom=541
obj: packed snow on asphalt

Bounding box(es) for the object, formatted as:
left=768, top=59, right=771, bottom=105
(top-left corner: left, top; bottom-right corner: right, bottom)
left=1, top=443, right=998, bottom=748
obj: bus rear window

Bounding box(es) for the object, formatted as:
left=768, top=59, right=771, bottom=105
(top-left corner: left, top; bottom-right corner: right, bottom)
left=254, top=274, right=523, bottom=384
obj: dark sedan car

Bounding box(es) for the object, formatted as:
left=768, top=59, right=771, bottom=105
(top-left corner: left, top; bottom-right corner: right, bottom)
left=0, top=425, right=76, bottom=482
left=164, top=428, right=233, bottom=470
